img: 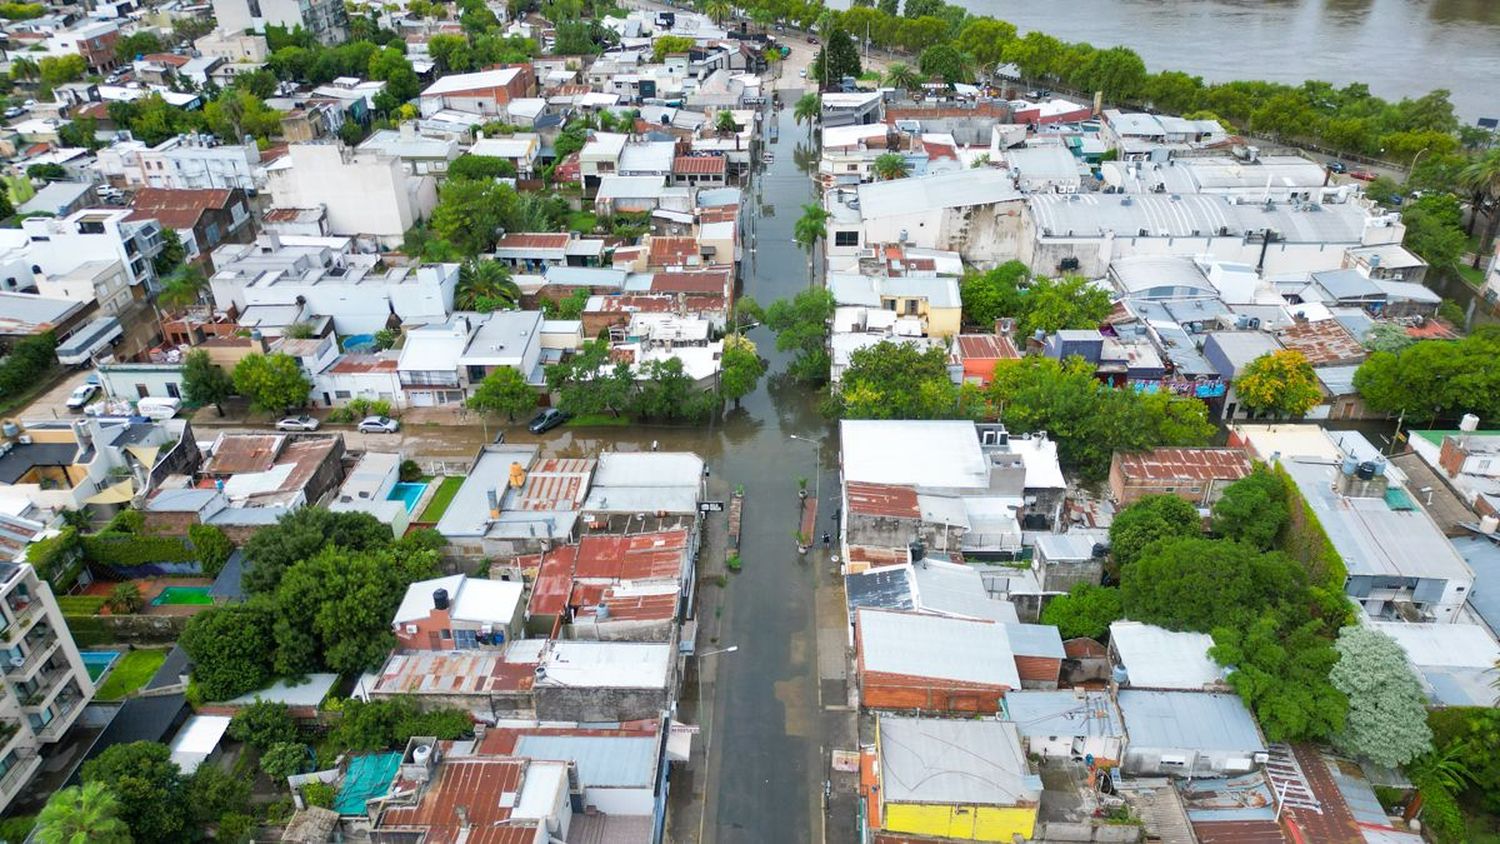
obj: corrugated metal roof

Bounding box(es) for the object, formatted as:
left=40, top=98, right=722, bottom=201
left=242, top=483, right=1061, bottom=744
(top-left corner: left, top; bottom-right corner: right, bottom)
left=1004, top=690, right=1124, bottom=738
left=846, top=564, right=916, bottom=613
left=1004, top=623, right=1065, bottom=659
left=911, top=560, right=1019, bottom=624
left=857, top=608, right=1020, bottom=688
left=1118, top=690, right=1264, bottom=753
left=1111, top=621, right=1224, bottom=690
left=514, top=734, right=657, bottom=787
left=877, top=715, right=1039, bottom=806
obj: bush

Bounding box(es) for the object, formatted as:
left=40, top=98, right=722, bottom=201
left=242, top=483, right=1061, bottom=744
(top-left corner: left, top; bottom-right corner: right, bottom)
left=0, top=332, right=56, bottom=397
left=259, top=742, right=308, bottom=781
left=82, top=534, right=195, bottom=567
left=1418, top=785, right=1466, bottom=843
left=104, top=510, right=145, bottom=535
left=216, top=812, right=254, bottom=844
left=26, top=527, right=83, bottom=590
left=328, top=397, right=396, bottom=424
left=399, top=460, right=423, bottom=483
left=105, top=582, right=144, bottom=614
left=188, top=524, right=234, bottom=576
left=301, top=780, right=335, bottom=809
left=227, top=700, right=298, bottom=751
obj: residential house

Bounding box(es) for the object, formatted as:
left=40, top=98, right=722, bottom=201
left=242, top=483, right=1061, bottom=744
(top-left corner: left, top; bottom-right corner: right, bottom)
left=824, top=169, right=1026, bottom=265
left=0, top=417, right=200, bottom=518
left=1370, top=620, right=1500, bottom=708
left=197, top=433, right=345, bottom=529
left=854, top=608, right=1020, bottom=713
left=370, top=752, right=572, bottom=842
left=10, top=208, right=165, bottom=292
left=863, top=715, right=1040, bottom=843
left=1109, top=621, right=1227, bottom=691
left=396, top=318, right=472, bottom=407
left=266, top=144, right=439, bottom=246
left=357, top=125, right=461, bottom=178
left=493, top=233, right=606, bottom=272
left=953, top=333, right=1022, bottom=386
left=392, top=573, right=526, bottom=650
left=1409, top=423, right=1500, bottom=517
left=671, top=155, right=726, bottom=188
left=327, top=450, right=410, bottom=534
left=1117, top=690, right=1266, bottom=777
left=52, top=20, right=121, bottom=72
left=95, top=361, right=187, bottom=400
left=435, top=445, right=594, bottom=558
left=131, top=135, right=262, bottom=192
left=828, top=273, right=962, bottom=339
left=578, top=451, right=704, bottom=535
left=459, top=309, right=545, bottom=387
left=468, top=133, right=542, bottom=177
left=523, top=528, right=691, bottom=642
left=1030, top=533, right=1106, bottom=594
left=33, top=260, right=132, bottom=317
left=210, top=0, right=349, bottom=44
left=311, top=354, right=402, bottom=409
left=1002, top=690, right=1125, bottom=763
left=127, top=187, right=253, bottom=263
left=1108, top=447, right=1254, bottom=506
left=193, top=29, right=270, bottom=63
left=418, top=66, right=535, bottom=118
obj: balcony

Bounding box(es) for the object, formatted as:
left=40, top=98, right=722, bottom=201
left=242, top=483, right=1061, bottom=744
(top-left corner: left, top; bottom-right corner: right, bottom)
left=0, top=604, right=40, bottom=648
left=35, top=695, right=83, bottom=742
left=4, top=628, right=58, bottom=681
left=0, top=749, right=40, bottom=798
left=18, top=665, right=70, bottom=709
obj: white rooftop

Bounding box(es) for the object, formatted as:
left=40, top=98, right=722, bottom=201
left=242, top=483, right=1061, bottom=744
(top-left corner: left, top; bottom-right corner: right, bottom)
left=841, top=420, right=989, bottom=489
left=394, top=574, right=524, bottom=626
left=1110, top=621, right=1225, bottom=690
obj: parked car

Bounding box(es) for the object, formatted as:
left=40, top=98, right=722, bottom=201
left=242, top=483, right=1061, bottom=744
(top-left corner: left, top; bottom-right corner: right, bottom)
left=527, top=408, right=570, bottom=434
left=806, top=35, right=818, bottom=44
left=1349, top=169, right=1377, bottom=182
left=1326, top=160, right=1347, bottom=173
left=798, top=68, right=806, bottom=78
left=2, top=107, right=22, bottom=119
left=65, top=383, right=99, bottom=411
left=357, top=415, right=400, bottom=433
left=275, top=415, right=320, bottom=431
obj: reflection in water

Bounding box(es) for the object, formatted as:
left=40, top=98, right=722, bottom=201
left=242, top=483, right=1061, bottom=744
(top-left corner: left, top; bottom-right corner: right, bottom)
left=898, top=0, right=1500, bottom=118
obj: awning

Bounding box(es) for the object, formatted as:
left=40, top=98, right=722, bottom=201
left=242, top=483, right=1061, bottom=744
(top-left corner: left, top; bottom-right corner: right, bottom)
left=125, top=445, right=160, bottom=468
left=85, top=479, right=134, bottom=505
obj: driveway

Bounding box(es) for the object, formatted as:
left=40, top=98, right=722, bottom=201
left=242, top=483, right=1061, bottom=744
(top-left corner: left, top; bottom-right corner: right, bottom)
left=14, top=368, right=95, bottom=424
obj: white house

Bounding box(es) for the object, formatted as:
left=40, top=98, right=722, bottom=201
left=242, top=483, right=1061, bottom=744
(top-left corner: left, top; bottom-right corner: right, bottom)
left=266, top=144, right=438, bottom=246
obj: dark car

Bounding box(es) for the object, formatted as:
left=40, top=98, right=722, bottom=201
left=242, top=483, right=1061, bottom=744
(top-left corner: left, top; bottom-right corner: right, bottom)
left=806, top=35, right=818, bottom=44
left=1326, top=160, right=1347, bottom=174
left=528, top=408, right=570, bottom=434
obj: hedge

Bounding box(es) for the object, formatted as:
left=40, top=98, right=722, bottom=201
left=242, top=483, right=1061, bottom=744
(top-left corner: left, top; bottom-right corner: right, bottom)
left=0, top=332, right=56, bottom=397
left=56, top=595, right=106, bottom=615
left=188, top=524, right=233, bottom=577
left=25, top=527, right=84, bottom=590
left=1273, top=462, right=1355, bottom=630
left=81, top=534, right=195, bottom=567
left=63, top=615, right=113, bottom=647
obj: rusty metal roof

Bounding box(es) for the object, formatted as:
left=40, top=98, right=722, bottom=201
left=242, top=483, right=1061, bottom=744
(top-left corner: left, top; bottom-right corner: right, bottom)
left=846, top=482, right=920, bottom=518
left=574, top=529, right=690, bottom=580
left=1275, top=319, right=1366, bottom=366
left=1114, top=447, right=1253, bottom=484
left=956, top=334, right=1020, bottom=361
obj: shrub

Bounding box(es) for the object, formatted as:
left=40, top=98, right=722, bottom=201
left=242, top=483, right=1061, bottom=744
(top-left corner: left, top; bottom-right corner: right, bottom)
left=726, top=553, right=742, bottom=571
left=188, top=524, right=234, bottom=576
left=62, top=614, right=112, bottom=647
left=82, top=534, right=195, bottom=567
left=301, top=780, right=335, bottom=809
left=258, top=742, right=307, bottom=782
left=399, top=460, right=422, bottom=483
left=0, top=332, right=56, bottom=397
left=227, top=700, right=298, bottom=751
left=104, top=510, right=145, bottom=535
left=328, top=397, right=396, bottom=423
left=26, top=527, right=83, bottom=590
left=105, top=582, right=144, bottom=614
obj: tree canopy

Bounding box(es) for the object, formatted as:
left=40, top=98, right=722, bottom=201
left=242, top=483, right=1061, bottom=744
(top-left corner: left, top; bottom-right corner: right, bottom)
left=180, top=602, right=277, bottom=701
left=243, top=508, right=392, bottom=595
left=764, top=288, right=835, bottom=383
left=1210, top=467, right=1289, bottom=551
left=811, top=28, right=861, bottom=83
left=181, top=349, right=234, bottom=416
left=231, top=353, right=312, bottom=413
left=1328, top=625, right=1433, bottom=767
left=467, top=366, right=536, bottom=421
left=834, top=341, right=986, bottom=420
left=1123, top=537, right=1306, bottom=633
left=1354, top=328, right=1500, bottom=421
left=1039, top=583, right=1122, bottom=640
left=80, top=742, right=188, bottom=843
left=1107, top=493, right=1202, bottom=568
left=1234, top=350, right=1323, bottom=417
left=958, top=264, right=1110, bottom=338
left=36, top=782, right=131, bottom=844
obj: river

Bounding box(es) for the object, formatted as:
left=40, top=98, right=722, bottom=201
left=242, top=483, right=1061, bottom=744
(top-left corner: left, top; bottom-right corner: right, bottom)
left=915, top=0, right=1500, bottom=121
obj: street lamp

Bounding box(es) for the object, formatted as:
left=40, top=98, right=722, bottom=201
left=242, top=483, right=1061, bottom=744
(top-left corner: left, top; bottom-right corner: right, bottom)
left=1405, top=146, right=1432, bottom=186
left=788, top=434, right=821, bottom=502
left=697, top=645, right=739, bottom=657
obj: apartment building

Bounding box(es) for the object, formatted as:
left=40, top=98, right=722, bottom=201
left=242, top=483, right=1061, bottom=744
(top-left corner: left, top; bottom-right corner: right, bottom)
left=3, top=209, right=165, bottom=292
left=266, top=144, right=438, bottom=245
left=210, top=0, right=349, bottom=45
left=97, top=136, right=263, bottom=192
left=0, top=562, right=96, bottom=812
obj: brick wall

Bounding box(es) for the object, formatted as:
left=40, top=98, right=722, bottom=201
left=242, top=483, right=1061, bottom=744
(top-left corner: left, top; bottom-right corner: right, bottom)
left=859, top=672, right=1006, bottom=714
left=1438, top=436, right=1466, bottom=478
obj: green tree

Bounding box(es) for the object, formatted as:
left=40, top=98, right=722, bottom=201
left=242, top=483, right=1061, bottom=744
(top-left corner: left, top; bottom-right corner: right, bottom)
left=242, top=507, right=391, bottom=595
left=715, top=109, right=738, bottom=134
left=186, top=764, right=251, bottom=830
left=1328, top=625, right=1433, bottom=768
left=793, top=92, right=819, bottom=134
left=466, top=366, right=536, bottom=422
left=1039, top=583, right=1122, bottom=640
left=203, top=89, right=282, bottom=142
left=541, top=287, right=591, bottom=320
left=881, top=61, right=922, bottom=91
left=1400, top=192, right=1467, bottom=270
left=1018, top=275, right=1111, bottom=338
left=454, top=260, right=519, bottom=310
left=764, top=287, right=835, bottom=383
left=1210, top=467, right=1288, bottom=551
left=633, top=357, right=714, bottom=422
left=179, top=602, right=276, bottom=700
left=959, top=260, right=1028, bottom=327
left=1362, top=321, right=1413, bottom=354
left=871, top=152, right=909, bottom=180
left=718, top=334, right=765, bottom=407
left=953, top=17, right=1015, bottom=66
left=36, top=782, right=131, bottom=844
left=917, top=43, right=971, bottom=84
left=811, top=28, right=861, bottom=84
left=38, top=54, right=86, bottom=86
left=1234, top=349, right=1322, bottom=417
left=259, top=742, right=308, bottom=782
left=447, top=154, right=517, bottom=181
left=652, top=34, right=695, bottom=62
left=545, top=339, right=634, bottom=417
left=836, top=341, right=974, bottom=419
left=181, top=349, right=234, bottom=416
left=232, top=353, right=312, bottom=413
left=227, top=700, right=298, bottom=750
left=1353, top=331, right=1500, bottom=422
left=115, top=30, right=163, bottom=61
left=80, top=743, right=188, bottom=842
left=1460, top=149, right=1500, bottom=265
left=189, top=523, right=233, bottom=576
left=430, top=179, right=521, bottom=255
left=1076, top=45, right=1147, bottom=101
left=156, top=263, right=207, bottom=311
left=792, top=202, right=831, bottom=253
left=1107, top=493, right=1201, bottom=568
left=1211, top=614, right=1347, bottom=742
left=1122, top=537, right=1306, bottom=633
left=368, top=47, right=419, bottom=103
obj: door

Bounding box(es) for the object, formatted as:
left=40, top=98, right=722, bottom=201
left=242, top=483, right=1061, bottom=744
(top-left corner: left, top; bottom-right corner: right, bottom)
left=135, top=384, right=149, bottom=398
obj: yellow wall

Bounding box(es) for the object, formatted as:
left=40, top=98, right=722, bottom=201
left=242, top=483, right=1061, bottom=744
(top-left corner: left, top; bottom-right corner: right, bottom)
left=927, top=306, right=961, bottom=339
left=884, top=803, right=1037, bottom=842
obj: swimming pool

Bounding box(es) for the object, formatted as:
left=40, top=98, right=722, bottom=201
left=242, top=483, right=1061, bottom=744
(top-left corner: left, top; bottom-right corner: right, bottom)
left=387, top=482, right=427, bottom=514
left=343, top=333, right=377, bottom=353
left=151, top=586, right=214, bottom=606
left=80, top=650, right=120, bottom=683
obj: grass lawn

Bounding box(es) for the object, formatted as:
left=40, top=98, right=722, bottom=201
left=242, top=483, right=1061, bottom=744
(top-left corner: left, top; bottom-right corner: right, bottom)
left=417, top=476, right=464, bottom=523
left=94, top=649, right=168, bottom=701
left=1456, top=262, right=1486, bottom=287
left=57, top=595, right=107, bottom=615
left=566, top=211, right=598, bottom=233
left=566, top=414, right=631, bottom=427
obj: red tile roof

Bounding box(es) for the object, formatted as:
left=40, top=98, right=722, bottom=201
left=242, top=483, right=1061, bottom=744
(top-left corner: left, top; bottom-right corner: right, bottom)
left=846, top=482, right=920, bottom=518
left=127, top=187, right=235, bottom=230
left=956, top=334, right=1020, bottom=361
left=1113, top=447, right=1252, bottom=484
left=673, top=155, right=726, bottom=175
left=496, top=232, right=572, bottom=251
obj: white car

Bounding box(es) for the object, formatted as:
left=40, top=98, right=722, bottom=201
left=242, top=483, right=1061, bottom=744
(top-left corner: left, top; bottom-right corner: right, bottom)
left=2, top=107, right=22, bottom=119
left=65, top=383, right=99, bottom=411
left=798, top=68, right=807, bottom=78
left=357, top=415, right=400, bottom=434
left=275, top=415, right=320, bottom=432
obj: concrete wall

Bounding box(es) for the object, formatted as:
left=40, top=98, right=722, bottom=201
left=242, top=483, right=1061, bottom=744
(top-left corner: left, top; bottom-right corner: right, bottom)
left=1122, top=745, right=1259, bottom=778
left=533, top=685, right=670, bottom=723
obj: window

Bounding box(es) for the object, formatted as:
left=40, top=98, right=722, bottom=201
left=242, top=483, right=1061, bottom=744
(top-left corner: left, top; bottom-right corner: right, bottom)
left=439, top=629, right=451, bottom=640
left=453, top=629, right=478, bottom=648
left=335, top=390, right=351, bottom=399
left=833, top=231, right=859, bottom=247
left=1160, top=754, right=1187, bottom=767
left=166, top=383, right=180, bottom=398
left=135, top=384, right=149, bottom=399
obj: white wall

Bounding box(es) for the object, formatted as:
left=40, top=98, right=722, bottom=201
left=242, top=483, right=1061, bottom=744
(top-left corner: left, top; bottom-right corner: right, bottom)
left=584, top=786, right=655, bottom=816
left=270, top=145, right=435, bottom=242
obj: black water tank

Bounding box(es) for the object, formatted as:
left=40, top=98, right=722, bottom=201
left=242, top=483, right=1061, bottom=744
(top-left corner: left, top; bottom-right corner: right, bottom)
left=1356, top=461, right=1377, bottom=480
left=433, top=588, right=450, bottom=610
left=909, top=539, right=926, bottom=564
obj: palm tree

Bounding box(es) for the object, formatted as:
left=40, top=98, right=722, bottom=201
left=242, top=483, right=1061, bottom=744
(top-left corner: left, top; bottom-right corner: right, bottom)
left=872, top=152, right=909, bottom=181
left=882, top=62, right=921, bottom=92
left=10, top=57, right=39, bottom=84
left=793, top=203, right=832, bottom=253
left=156, top=264, right=208, bottom=313
left=455, top=260, right=521, bottom=311
left=702, top=0, right=731, bottom=25
left=36, top=782, right=131, bottom=844
left=793, top=92, right=820, bottom=135
left=1460, top=149, right=1500, bottom=268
